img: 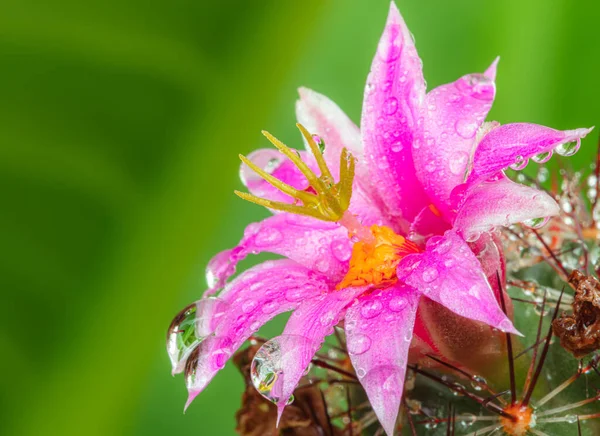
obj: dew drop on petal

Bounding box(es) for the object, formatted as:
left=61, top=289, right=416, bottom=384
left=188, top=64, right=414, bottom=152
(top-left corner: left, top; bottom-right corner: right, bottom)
left=510, top=155, right=528, bottom=171
left=455, top=119, right=478, bottom=139
left=314, top=256, right=330, bottom=273
left=384, top=97, right=399, bottom=115
left=449, top=151, right=470, bottom=175
left=330, top=239, right=352, bottom=262
left=356, top=367, right=366, bottom=378
left=523, top=216, right=549, bottom=229
left=421, top=266, right=439, bottom=283
left=555, top=140, right=580, bottom=157
left=532, top=150, right=553, bottom=163
left=389, top=296, right=408, bottom=312
left=470, top=375, right=487, bottom=391
left=360, top=299, right=383, bottom=319
left=347, top=333, right=372, bottom=356
left=254, top=228, right=283, bottom=247
left=242, top=299, right=258, bottom=314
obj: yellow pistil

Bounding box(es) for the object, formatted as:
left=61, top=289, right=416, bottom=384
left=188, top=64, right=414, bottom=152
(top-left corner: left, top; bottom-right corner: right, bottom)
left=235, top=123, right=355, bottom=222
left=336, top=225, right=420, bottom=290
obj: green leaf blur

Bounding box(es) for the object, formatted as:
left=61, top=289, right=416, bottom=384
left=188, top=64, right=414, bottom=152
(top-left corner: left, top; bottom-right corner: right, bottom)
left=1, top=1, right=599, bottom=435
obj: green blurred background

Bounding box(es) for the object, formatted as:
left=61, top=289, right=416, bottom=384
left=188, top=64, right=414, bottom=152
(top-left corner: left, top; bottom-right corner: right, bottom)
left=2, top=0, right=599, bottom=434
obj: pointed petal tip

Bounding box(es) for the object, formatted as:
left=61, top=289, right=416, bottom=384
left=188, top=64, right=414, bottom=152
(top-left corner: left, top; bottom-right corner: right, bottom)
left=184, top=390, right=200, bottom=413
left=275, top=403, right=286, bottom=427
left=485, top=56, right=500, bottom=81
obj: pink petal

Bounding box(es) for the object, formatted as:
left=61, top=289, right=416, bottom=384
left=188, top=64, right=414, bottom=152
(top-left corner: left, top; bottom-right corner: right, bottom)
left=204, top=213, right=350, bottom=292
left=397, top=230, right=519, bottom=335
left=185, top=260, right=327, bottom=408
left=256, top=286, right=366, bottom=420
left=361, top=2, right=428, bottom=221
left=415, top=60, right=497, bottom=218
left=240, top=148, right=318, bottom=205
left=455, top=174, right=559, bottom=240
left=467, top=123, right=594, bottom=186
left=345, top=284, right=420, bottom=435
left=410, top=204, right=451, bottom=242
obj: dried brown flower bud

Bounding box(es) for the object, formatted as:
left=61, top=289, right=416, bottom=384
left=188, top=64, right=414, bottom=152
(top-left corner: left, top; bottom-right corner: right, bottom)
left=234, top=345, right=340, bottom=436
left=552, top=270, right=600, bottom=358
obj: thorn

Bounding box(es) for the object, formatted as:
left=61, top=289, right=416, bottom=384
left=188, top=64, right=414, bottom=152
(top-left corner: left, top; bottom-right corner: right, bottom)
left=522, top=286, right=565, bottom=406
left=523, top=289, right=547, bottom=396
left=497, top=272, right=516, bottom=405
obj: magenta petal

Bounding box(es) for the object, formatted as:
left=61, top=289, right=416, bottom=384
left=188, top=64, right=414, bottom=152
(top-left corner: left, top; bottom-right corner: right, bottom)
left=240, top=148, right=317, bottom=205
left=455, top=174, right=559, bottom=239
left=204, top=213, right=350, bottom=292
left=416, top=61, right=497, bottom=217
left=185, top=260, right=327, bottom=407
left=467, top=123, right=594, bottom=186
left=345, top=285, right=420, bottom=435
left=256, top=287, right=366, bottom=418
left=397, top=230, right=519, bottom=335
left=361, top=2, right=428, bottom=221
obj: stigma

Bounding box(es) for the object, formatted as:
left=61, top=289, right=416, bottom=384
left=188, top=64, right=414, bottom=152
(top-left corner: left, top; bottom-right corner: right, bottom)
left=337, top=225, right=420, bottom=290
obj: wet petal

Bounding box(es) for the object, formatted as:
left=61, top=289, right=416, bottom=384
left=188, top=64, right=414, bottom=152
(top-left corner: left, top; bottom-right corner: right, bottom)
left=185, top=260, right=328, bottom=408
left=397, top=230, right=519, bottom=334
left=345, top=285, right=420, bottom=435
left=410, top=204, right=451, bottom=241
left=240, top=148, right=318, bottom=206
left=467, top=123, right=594, bottom=186
left=253, top=287, right=366, bottom=419
left=361, top=2, right=428, bottom=221
left=416, top=60, right=497, bottom=217
left=204, top=213, right=350, bottom=291
left=455, top=174, right=559, bottom=240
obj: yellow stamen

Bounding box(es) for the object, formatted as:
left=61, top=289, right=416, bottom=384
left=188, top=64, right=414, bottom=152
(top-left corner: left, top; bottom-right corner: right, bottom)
left=237, top=124, right=355, bottom=222
left=336, top=225, right=421, bottom=290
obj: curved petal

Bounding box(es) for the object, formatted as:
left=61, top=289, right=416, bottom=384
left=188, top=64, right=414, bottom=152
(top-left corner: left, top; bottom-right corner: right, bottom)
left=295, top=87, right=362, bottom=178
left=397, top=230, right=519, bottom=335
left=455, top=174, right=559, bottom=240
left=204, top=213, right=350, bottom=292
left=467, top=123, right=594, bottom=186
left=345, top=284, right=420, bottom=436
left=415, top=60, right=497, bottom=218
left=255, top=286, right=366, bottom=420
left=410, top=204, right=451, bottom=242
left=240, top=148, right=318, bottom=205
left=185, top=260, right=328, bottom=408
left=361, top=2, right=428, bottom=221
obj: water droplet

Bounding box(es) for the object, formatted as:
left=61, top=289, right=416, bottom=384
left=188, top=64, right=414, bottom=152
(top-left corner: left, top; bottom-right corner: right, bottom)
left=468, top=285, right=481, bottom=300
left=555, top=140, right=580, bottom=157
left=391, top=141, right=403, bottom=152
left=331, top=239, right=352, bottom=262
left=523, top=217, right=549, bottom=229
left=449, top=151, right=469, bottom=175
left=242, top=299, right=258, bottom=314
left=470, top=375, right=487, bottom=391
left=510, top=155, right=529, bottom=171
left=389, top=296, right=408, bottom=312
left=286, top=395, right=295, bottom=405
left=262, top=301, right=278, bottom=314
left=377, top=28, right=401, bottom=62
left=455, top=119, right=478, bottom=139
left=465, top=231, right=481, bottom=243
left=565, top=414, right=578, bottom=424
left=422, top=267, right=439, bottom=283
left=285, top=288, right=305, bottom=302
left=404, top=330, right=413, bottom=342
left=360, top=299, right=383, bottom=319
left=319, top=310, right=336, bottom=326
left=254, top=228, right=283, bottom=247
left=384, top=97, right=398, bottom=115
left=251, top=335, right=313, bottom=404
left=425, top=161, right=436, bottom=173
left=314, top=256, right=330, bottom=272
left=532, top=150, right=553, bottom=163
left=356, top=367, right=366, bottom=378
left=347, top=334, right=372, bottom=355
left=205, top=249, right=234, bottom=290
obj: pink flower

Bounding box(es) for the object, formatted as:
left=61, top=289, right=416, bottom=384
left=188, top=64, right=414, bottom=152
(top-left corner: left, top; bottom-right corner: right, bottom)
left=167, top=3, right=593, bottom=434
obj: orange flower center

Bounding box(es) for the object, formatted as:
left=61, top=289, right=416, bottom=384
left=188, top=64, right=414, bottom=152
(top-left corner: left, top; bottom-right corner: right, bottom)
left=500, top=404, right=536, bottom=436
left=336, top=225, right=421, bottom=290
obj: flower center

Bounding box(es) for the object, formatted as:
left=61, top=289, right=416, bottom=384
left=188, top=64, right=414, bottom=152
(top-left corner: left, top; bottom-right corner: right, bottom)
left=500, top=404, right=536, bottom=436
left=336, top=225, right=420, bottom=290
